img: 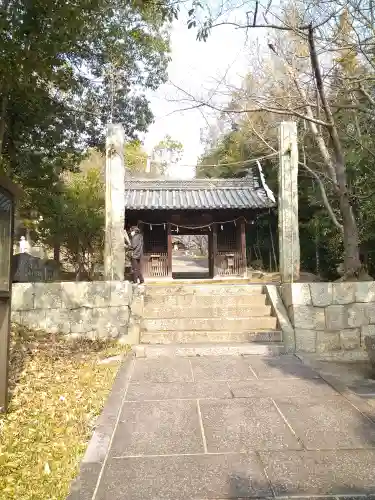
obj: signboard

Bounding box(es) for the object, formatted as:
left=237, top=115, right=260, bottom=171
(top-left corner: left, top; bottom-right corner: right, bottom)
left=0, top=188, right=12, bottom=293
left=0, top=177, right=20, bottom=413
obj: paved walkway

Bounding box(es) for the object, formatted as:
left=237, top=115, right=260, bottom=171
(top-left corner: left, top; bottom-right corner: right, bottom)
left=68, top=354, right=375, bottom=499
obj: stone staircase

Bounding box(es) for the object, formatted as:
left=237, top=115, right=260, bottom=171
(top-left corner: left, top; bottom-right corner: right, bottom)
left=139, top=283, right=283, bottom=352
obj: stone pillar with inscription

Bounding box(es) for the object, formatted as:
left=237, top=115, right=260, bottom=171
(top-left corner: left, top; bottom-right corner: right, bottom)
left=104, top=124, right=125, bottom=281
left=278, top=121, right=300, bottom=282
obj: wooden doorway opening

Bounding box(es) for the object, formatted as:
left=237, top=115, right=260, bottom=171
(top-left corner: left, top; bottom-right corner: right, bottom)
left=171, top=227, right=210, bottom=279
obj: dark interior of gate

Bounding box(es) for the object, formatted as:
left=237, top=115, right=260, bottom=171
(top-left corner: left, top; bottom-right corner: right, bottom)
left=124, top=170, right=276, bottom=280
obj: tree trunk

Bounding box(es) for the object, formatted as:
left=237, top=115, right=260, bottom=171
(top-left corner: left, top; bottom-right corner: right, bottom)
left=337, top=180, right=362, bottom=275
left=308, top=25, right=362, bottom=277
left=53, top=244, right=60, bottom=263
left=0, top=93, right=8, bottom=160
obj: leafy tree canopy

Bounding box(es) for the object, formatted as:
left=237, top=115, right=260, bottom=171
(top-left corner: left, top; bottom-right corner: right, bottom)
left=0, top=0, right=176, bottom=215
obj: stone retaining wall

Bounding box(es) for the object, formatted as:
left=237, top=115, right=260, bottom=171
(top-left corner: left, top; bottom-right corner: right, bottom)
left=281, top=282, right=375, bottom=354
left=11, top=281, right=135, bottom=340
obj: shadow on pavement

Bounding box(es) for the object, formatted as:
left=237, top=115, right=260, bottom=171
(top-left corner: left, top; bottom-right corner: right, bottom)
left=258, top=353, right=375, bottom=456
left=227, top=473, right=375, bottom=499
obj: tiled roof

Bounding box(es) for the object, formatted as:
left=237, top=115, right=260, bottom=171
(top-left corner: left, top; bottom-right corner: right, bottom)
left=124, top=172, right=275, bottom=211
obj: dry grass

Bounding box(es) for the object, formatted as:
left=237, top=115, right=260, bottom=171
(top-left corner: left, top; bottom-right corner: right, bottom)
left=0, top=325, right=125, bottom=500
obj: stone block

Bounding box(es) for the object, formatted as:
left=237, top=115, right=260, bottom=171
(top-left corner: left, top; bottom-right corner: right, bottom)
left=86, top=330, right=99, bottom=340
left=61, top=281, right=111, bottom=309
left=325, top=305, right=347, bottom=330
left=11, top=283, right=35, bottom=310
left=265, top=285, right=294, bottom=353
left=310, top=283, right=333, bottom=307
left=281, top=283, right=311, bottom=307
left=125, top=321, right=139, bottom=344
left=355, top=281, right=375, bottom=302
left=109, top=281, right=132, bottom=307
left=364, top=336, right=375, bottom=368
left=111, top=400, right=203, bottom=456
left=20, top=309, right=47, bottom=331
left=347, top=303, right=369, bottom=327
left=130, top=294, right=144, bottom=318
left=316, top=331, right=341, bottom=353
left=259, top=449, right=375, bottom=496
left=361, top=325, right=375, bottom=346
left=126, top=381, right=231, bottom=401
left=295, top=329, right=316, bottom=353
left=44, top=309, right=71, bottom=334
left=92, top=306, right=130, bottom=338
left=68, top=307, right=94, bottom=334
left=332, top=282, right=355, bottom=304
left=340, top=328, right=360, bottom=350
left=292, top=306, right=324, bottom=330
left=33, top=282, right=62, bottom=309
left=131, top=358, right=193, bottom=383
left=191, top=356, right=256, bottom=381
left=366, top=302, right=375, bottom=323
left=61, top=282, right=90, bottom=309
left=200, top=398, right=302, bottom=452
left=11, top=311, right=21, bottom=324
left=274, top=397, right=375, bottom=450
left=87, top=282, right=111, bottom=307
left=98, top=453, right=272, bottom=499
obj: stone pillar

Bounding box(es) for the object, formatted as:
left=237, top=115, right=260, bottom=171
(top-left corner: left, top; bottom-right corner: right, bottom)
left=104, top=124, right=125, bottom=281
left=278, top=121, right=300, bottom=282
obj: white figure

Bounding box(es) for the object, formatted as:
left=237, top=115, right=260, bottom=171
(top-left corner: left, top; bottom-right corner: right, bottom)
left=19, top=236, right=30, bottom=253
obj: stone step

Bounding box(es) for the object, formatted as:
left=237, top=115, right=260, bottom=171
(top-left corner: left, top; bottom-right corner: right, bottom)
left=141, top=330, right=282, bottom=344
left=133, top=342, right=285, bottom=358
left=143, top=316, right=278, bottom=332
left=145, top=294, right=267, bottom=308
left=143, top=304, right=272, bottom=319
left=146, top=284, right=264, bottom=296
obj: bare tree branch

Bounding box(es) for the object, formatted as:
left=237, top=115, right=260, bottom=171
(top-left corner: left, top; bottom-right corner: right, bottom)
left=300, top=161, right=343, bottom=232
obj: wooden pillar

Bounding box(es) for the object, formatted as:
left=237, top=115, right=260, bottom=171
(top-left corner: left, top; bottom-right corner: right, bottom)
left=278, top=121, right=300, bottom=282
left=167, top=222, right=172, bottom=277
left=0, top=299, right=10, bottom=412
left=212, top=223, right=218, bottom=278
left=240, top=217, right=247, bottom=277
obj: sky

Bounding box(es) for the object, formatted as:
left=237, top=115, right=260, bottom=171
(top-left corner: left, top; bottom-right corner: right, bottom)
left=142, top=7, right=260, bottom=179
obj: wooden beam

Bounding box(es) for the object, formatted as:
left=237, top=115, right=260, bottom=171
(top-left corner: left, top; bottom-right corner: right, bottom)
left=212, top=223, right=218, bottom=278
left=240, top=217, right=247, bottom=277
left=167, top=222, right=172, bottom=277
left=0, top=190, right=14, bottom=413
left=0, top=299, right=10, bottom=413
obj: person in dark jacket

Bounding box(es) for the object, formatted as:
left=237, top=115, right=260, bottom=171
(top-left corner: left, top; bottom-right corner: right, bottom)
left=130, top=226, right=144, bottom=284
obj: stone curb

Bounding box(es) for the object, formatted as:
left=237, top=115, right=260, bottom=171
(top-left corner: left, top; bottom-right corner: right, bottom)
left=66, top=353, right=135, bottom=500
left=297, top=354, right=375, bottom=423
left=265, top=284, right=295, bottom=353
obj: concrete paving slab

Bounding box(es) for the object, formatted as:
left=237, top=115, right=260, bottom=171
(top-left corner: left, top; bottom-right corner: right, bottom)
left=67, top=354, right=375, bottom=499
left=200, top=398, right=302, bottom=452
left=96, top=453, right=272, bottom=499
left=259, top=450, right=375, bottom=496
left=110, top=400, right=203, bottom=457
left=126, top=380, right=232, bottom=401
left=66, top=462, right=101, bottom=500
left=274, top=396, right=375, bottom=449
left=131, top=357, right=193, bottom=383
left=228, top=377, right=340, bottom=399
left=191, top=355, right=257, bottom=381
left=244, top=355, right=321, bottom=379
